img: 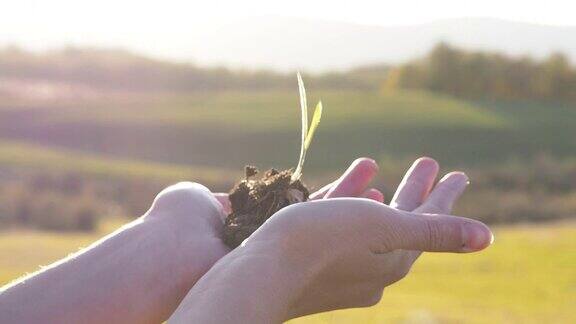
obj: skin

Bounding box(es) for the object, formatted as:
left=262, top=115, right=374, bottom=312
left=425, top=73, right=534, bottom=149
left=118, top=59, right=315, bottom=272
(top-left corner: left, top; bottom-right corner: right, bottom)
left=168, top=157, right=493, bottom=323
left=0, top=158, right=384, bottom=324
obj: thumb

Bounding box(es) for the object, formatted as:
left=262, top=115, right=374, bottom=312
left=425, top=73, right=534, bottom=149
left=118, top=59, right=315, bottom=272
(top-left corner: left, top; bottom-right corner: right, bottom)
left=391, top=212, right=494, bottom=253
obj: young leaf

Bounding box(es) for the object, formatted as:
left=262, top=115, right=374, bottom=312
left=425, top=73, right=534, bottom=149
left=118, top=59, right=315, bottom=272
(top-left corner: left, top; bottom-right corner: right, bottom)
left=305, top=101, right=322, bottom=150
left=292, top=72, right=308, bottom=181
left=292, top=73, right=323, bottom=182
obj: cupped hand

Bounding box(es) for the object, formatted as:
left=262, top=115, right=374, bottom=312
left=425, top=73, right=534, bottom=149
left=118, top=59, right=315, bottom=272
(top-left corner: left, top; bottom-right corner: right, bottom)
left=242, top=157, right=493, bottom=319
left=142, top=158, right=382, bottom=290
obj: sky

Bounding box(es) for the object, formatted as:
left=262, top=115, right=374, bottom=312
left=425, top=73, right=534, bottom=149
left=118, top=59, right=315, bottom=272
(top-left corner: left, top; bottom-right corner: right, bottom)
left=0, top=0, right=574, bottom=66
left=2, top=0, right=574, bottom=29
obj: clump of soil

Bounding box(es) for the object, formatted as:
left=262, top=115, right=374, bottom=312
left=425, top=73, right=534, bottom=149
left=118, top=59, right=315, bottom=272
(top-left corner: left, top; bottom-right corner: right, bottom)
left=223, top=165, right=310, bottom=248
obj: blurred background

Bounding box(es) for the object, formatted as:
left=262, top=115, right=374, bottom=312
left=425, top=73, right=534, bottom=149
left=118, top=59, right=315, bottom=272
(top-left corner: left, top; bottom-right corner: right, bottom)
left=0, top=1, right=574, bottom=323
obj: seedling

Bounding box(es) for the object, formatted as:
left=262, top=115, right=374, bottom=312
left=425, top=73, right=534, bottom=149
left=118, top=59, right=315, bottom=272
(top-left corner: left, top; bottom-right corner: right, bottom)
left=223, top=73, right=323, bottom=248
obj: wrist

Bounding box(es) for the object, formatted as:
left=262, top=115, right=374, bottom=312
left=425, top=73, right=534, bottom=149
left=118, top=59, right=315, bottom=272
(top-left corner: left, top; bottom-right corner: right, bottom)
left=236, top=240, right=318, bottom=301
left=169, top=241, right=317, bottom=323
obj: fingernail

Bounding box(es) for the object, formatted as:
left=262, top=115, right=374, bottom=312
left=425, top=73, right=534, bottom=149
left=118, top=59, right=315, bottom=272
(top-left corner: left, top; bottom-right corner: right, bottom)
left=453, top=175, right=469, bottom=188
left=415, top=157, right=439, bottom=172
left=360, top=157, right=379, bottom=171
left=442, top=172, right=469, bottom=187
left=462, top=223, right=493, bottom=252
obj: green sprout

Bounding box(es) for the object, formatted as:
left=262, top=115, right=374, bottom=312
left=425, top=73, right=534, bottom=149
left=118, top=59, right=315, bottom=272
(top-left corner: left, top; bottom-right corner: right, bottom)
left=291, top=72, right=323, bottom=182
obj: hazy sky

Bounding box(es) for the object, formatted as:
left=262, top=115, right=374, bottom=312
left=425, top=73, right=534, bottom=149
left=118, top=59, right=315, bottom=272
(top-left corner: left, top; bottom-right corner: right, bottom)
left=2, top=0, right=573, bottom=28
left=1, top=0, right=573, bottom=65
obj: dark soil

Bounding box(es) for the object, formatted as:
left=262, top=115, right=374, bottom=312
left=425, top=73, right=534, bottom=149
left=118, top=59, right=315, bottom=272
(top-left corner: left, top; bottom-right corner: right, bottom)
left=223, top=165, right=310, bottom=248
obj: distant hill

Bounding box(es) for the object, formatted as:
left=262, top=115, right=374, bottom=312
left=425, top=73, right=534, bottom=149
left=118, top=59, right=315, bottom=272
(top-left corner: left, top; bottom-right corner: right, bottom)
left=3, top=39, right=575, bottom=97
left=1, top=17, right=575, bottom=72
left=0, top=47, right=386, bottom=93
left=0, top=47, right=293, bottom=92
left=184, top=16, right=576, bottom=71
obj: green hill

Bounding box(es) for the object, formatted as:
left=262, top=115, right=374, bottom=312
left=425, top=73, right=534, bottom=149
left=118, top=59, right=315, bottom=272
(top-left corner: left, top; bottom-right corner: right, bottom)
left=1, top=88, right=576, bottom=228
left=1, top=89, right=575, bottom=172
left=0, top=140, right=234, bottom=185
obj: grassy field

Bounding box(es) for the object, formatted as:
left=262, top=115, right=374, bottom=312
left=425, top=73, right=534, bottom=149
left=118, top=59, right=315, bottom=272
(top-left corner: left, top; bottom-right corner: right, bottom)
left=1, top=88, right=576, bottom=226
left=1, top=51, right=576, bottom=324
left=2, top=90, right=576, bottom=172
left=0, top=221, right=574, bottom=324
left=0, top=87, right=575, bottom=322
left=0, top=140, right=235, bottom=185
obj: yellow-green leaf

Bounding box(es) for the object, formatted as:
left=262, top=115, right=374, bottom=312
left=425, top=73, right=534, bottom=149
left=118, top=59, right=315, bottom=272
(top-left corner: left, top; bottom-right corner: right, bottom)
left=305, top=101, right=323, bottom=150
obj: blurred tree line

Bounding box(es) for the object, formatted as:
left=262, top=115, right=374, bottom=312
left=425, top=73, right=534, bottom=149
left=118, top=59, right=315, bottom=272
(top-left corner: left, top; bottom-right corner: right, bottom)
left=0, top=46, right=383, bottom=92
left=385, top=42, right=576, bottom=103
left=0, top=43, right=576, bottom=102
left=1, top=154, right=576, bottom=232
left=0, top=171, right=165, bottom=232
left=2, top=44, right=574, bottom=101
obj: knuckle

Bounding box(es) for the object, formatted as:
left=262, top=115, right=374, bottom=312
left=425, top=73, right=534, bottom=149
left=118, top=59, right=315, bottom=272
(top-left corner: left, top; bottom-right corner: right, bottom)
left=339, top=198, right=387, bottom=232
left=424, top=219, right=443, bottom=251
left=159, top=182, right=210, bottom=198
left=423, top=200, right=447, bottom=214
left=333, top=284, right=385, bottom=310
left=406, top=176, right=427, bottom=188
left=357, top=288, right=384, bottom=308
left=152, top=182, right=215, bottom=211
left=394, top=265, right=411, bottom=282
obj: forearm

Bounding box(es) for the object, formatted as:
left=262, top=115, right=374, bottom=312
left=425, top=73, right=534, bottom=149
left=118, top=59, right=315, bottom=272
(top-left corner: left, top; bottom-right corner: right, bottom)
left=0, top=217, right=196, bottom=324
left=168, top=244, right=309, bottom=324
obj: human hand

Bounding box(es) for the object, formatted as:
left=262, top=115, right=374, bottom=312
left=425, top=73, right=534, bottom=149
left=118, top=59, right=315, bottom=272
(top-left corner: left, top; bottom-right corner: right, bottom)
left=143, top=158, right=383, bottom=293
left=285, top=157, right=479, bottom=317
left=167, top=158, right=493, bottom=324
left=0, top=158, right=382, bottom=324
left=252, top=172, right=490, bottom=322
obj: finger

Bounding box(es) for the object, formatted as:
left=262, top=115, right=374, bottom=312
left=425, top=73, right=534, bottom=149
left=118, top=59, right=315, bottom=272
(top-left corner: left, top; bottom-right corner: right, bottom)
left=309, top=182, right=334, bottom=200
left=390, top=157, right=439, bottom=211
left=312, top=180, right=383, bottom=201
left=408, top=172, right=469, bottom=262
left=324, top=158, right=379, bottom=198
left=415, top=172, right=469, bottom=214
left=388, top=212, right=494, bottom=253
left=361, top=188, right=385, bottom=203
left=213, top=193, right=231, bottom=215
